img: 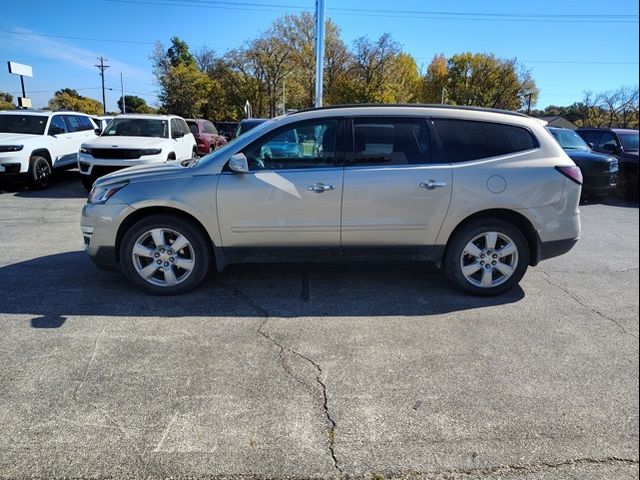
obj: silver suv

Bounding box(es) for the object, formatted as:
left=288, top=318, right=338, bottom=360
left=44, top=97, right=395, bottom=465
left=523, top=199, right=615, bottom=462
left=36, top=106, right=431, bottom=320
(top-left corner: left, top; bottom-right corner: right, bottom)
left=81, top=105, right=582, bottom=296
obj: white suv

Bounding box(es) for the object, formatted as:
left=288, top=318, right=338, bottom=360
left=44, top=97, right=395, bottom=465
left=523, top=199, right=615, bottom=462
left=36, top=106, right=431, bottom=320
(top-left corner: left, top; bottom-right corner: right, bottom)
left=78, top=114, right=197, bottom=191
left=81, top=105, right=582, bottom=296
left=0, top=110, right=98, bottom=189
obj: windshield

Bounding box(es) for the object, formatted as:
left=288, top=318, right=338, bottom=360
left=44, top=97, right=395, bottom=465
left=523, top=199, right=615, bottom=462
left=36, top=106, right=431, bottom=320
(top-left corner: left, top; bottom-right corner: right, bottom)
left=549, top=128, right=590, bottom=150
left=102, top=118, right=168, bottom=138
left=619, top=132, right=639, bottom=151
left=0, top=114, right=47, bottom=135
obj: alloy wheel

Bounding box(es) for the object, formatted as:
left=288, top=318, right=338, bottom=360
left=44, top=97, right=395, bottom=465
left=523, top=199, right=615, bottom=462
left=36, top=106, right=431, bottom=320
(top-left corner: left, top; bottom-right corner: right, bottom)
left=460, top=231, right=519, bottom=288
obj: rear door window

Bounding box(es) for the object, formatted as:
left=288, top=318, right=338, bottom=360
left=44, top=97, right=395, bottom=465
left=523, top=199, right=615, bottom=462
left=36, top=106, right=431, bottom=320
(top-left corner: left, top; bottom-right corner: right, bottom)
left=350, top=118, right=430, bottom=166
left=433, top=119, right=538, bottom=163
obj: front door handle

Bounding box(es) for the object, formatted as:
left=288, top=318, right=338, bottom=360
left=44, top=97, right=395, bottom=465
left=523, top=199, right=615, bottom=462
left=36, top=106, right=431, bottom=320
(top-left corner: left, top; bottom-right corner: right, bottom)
left=419, top=180, right=447, bottom=190
left=307, top=183, right=335, bottom=193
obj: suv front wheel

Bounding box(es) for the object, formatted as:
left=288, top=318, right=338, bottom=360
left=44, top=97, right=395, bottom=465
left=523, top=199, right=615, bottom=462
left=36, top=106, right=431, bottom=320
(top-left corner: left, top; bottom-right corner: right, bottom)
left=444, top=218, right=529, bottom=296
left=120, top=214, right=211, bottom=295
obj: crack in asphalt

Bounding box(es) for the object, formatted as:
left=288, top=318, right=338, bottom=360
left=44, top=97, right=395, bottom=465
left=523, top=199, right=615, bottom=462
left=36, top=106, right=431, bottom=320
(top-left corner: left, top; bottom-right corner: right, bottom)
left=539, top=271, right=638, bottom=339
left=217, top=281, right=343, bottom=475
left=373, top=456, right=640, bottom=479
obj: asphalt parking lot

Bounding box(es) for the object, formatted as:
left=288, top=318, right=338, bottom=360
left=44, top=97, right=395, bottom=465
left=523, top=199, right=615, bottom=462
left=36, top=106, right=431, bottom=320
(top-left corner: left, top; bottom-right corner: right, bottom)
left=0, top=172, right=638, bottom=480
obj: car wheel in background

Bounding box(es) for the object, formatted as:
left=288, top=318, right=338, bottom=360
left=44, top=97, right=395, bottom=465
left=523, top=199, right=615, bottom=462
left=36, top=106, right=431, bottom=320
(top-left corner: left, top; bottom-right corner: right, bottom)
left=120, top=214, right=211, bottom=295
left=28, top=155, right=52, bottom=190
left=444, top=218, right=529, bottom=296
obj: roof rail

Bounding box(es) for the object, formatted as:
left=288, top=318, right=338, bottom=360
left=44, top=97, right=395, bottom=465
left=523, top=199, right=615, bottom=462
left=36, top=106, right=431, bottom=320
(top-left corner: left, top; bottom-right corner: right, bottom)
left=287, top=103, right=529, bottom=118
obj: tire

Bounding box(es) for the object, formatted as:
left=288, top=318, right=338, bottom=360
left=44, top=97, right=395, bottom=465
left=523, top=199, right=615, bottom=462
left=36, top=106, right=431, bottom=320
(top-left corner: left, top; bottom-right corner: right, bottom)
left=443, top=218, right=529, bottom=296
left=28, top=155, right=52, bottom=190
left=81, top=175, right=94, bottom=192
left=120, top=214, right=211, bottom=295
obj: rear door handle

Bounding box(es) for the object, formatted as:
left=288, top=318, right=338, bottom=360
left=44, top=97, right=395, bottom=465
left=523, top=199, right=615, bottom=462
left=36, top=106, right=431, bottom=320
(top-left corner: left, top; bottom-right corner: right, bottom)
left=307, top=183, right=335, bottom=193
left=419, top=180, right=447, bottom=190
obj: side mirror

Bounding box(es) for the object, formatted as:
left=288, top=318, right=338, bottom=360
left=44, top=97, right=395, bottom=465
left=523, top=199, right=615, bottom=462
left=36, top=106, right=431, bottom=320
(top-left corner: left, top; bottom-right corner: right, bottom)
left=49, top=126, right=64, bottom=136
left=588, top=142, right=595, bottom=149
left=172, top=131, right=185, bottom=139
left=228, top=153, right=249, bottom=173
left=602, top=144, right=620, bottom=153
left=94, top=128, right=102, bottom=135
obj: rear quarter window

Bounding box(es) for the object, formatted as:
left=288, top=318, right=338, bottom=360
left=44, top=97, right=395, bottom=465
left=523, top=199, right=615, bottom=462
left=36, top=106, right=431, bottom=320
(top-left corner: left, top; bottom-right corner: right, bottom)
left=434, top=119, right=538, bottom=163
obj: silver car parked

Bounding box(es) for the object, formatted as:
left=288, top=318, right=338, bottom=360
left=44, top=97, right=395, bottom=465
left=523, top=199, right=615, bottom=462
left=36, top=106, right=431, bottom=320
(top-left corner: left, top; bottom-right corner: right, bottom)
left=81, top=105, right=582, bottom=296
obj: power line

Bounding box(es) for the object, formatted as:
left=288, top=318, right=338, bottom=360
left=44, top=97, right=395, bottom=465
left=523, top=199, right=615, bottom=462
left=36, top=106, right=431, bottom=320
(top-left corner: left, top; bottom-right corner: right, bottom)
left=106, top=0, right=639, bottom=23
left=0, top=29, right=155, bottom=45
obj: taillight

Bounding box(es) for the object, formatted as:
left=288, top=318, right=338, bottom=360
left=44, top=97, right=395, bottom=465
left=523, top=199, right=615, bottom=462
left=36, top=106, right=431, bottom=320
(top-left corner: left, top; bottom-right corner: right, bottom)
left=555, top=166, right=583, bottom=185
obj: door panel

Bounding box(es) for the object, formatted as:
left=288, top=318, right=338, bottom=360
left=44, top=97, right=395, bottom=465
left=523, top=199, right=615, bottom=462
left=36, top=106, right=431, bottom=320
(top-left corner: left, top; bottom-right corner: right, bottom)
left=217, top=168, right=343, bottom=247
left=217, top=118, right=343, bottom=248
left=341, top=165, right=452, bottom=246
left=48, top=115, right=75, bottom=167
left=341, top=117, right=452, bottom=247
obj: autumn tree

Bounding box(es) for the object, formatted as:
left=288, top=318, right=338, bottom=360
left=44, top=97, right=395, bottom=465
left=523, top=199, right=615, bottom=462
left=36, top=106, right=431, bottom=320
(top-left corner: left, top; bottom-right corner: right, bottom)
left=0, top=92, right=14, bottom=110
left=47, top=89, right=103, bottom=115
left=421, top=53, right=538, bottom=110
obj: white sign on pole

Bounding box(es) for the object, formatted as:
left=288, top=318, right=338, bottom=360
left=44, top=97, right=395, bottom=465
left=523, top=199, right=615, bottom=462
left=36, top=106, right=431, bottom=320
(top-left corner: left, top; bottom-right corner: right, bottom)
left=7, top=61, right=33, bottom=78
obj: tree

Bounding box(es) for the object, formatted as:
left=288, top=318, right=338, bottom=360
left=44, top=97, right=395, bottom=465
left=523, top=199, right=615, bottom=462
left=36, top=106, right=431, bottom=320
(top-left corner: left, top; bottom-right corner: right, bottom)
left=0, top=92, right=14, bottom=110
left=152, top=37, right=213, bottom=117
left=117, top=95, right=155, bottom=114
left=47, top=89, right=103, bottom=115
left=421, top=53, right=538, bottom=110
left=331, top=33, right=419, bottom=104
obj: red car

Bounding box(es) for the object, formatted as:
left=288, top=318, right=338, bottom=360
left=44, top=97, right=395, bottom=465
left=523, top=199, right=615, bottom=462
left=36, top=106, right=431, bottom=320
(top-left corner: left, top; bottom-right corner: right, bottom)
left=186, top=119, right=227, bottom=156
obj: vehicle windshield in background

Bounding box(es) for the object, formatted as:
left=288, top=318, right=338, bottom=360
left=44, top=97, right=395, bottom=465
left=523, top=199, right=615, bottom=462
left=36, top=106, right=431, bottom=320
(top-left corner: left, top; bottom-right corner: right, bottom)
left=549, top=129, right=590, bottom=150
left=186, top=121, right=199, bottom=136
left=236, top=119, right=267, bottom=138
left=619, top=132, right=639, bottom=151
left=102, top=118, right=168, bottom=138
left=0, top=114, right=47, bottom=135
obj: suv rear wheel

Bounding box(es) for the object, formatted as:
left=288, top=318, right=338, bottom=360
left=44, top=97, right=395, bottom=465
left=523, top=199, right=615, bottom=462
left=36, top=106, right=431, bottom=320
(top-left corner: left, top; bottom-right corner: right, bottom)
left=444, top=218, right=529, bottom=296
left=120, top=214, right=211, bottom=295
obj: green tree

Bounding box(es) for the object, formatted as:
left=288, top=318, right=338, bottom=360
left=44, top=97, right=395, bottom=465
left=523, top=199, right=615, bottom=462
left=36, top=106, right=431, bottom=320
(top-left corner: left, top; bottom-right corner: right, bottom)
left=152, top=38, right=213, bottom=117
left=117, top=95, right=155, bottom=114
left=159, top=63, right=213, bottom=117
left=47, top=89, right=103, bottom=115
left=0, top=92, right=15, bottom=110
left=421, top=53, right=538, bottom=110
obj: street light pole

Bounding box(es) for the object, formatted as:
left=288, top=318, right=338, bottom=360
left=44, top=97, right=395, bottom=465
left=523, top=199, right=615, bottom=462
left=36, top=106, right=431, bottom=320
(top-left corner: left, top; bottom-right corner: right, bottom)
left=314, top=0, right=326, bottom=108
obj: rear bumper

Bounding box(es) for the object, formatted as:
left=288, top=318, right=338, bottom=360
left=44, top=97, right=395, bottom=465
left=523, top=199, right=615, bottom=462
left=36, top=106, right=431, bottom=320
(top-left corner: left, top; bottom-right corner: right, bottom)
left=539, top=237, right=579, bottom=261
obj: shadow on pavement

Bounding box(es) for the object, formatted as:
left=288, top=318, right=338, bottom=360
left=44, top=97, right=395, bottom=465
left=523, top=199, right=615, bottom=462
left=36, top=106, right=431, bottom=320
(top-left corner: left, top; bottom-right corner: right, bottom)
left=0, top=251, right=525, bottom=324
left=1, top=170, right=88, bottom=199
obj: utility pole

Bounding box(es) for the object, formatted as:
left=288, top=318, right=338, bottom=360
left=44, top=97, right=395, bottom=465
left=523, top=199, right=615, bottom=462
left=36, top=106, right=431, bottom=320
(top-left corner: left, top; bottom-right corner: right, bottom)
left=314, top=0, right=326, bottom=108
left=120, top=73, right=126, bottom=113
left=526, top=92, right=533, bottom=115
left=95, top=57, right=110, bottom=115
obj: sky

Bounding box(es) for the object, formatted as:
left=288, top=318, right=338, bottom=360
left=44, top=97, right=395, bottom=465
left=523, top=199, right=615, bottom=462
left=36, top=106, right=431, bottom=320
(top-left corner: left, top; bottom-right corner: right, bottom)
left=0, top=0, right=638, bottom=113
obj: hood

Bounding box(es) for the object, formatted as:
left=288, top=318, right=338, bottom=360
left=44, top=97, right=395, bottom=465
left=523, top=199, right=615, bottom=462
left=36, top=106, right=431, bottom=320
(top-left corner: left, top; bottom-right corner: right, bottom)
left=94, top=161, right=195, bottom=186
left=82, top=136, right=169, bottom=149
left=0, top=132, right=41, bottom=144
left=564, top=149, right=615, bottom=163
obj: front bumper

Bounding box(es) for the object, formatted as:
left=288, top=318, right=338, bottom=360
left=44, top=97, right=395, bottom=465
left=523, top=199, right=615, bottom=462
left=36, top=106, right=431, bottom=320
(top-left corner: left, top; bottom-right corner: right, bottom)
left=81, top=202, right=135, bottom=269
left=0, top=153, right=28, bottom=175
left=78, top=152, right=164, bottom=176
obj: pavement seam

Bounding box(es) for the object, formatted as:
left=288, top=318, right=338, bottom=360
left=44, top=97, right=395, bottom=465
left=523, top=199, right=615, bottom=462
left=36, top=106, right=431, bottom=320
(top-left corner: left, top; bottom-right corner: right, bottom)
left=73, top=323, right=108, bottom=402
left=539, top=270, right=638, bottom=339
left=216, top=280, right=344, bottom=476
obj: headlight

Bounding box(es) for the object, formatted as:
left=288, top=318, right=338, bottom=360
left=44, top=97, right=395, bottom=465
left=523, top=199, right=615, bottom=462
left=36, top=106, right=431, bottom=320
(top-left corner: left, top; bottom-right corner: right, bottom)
left=88, top=180, right=129, bottom=204
left=0, top=145, right=24, bottom=152
left=140, top=148, right=162, bottom=156
left=80, top=147, right=92, bottom=155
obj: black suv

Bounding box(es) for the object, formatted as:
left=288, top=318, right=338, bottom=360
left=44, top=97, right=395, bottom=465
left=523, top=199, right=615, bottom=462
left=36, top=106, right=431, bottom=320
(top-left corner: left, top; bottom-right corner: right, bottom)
left=577, top=128, right=639, bottom=199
